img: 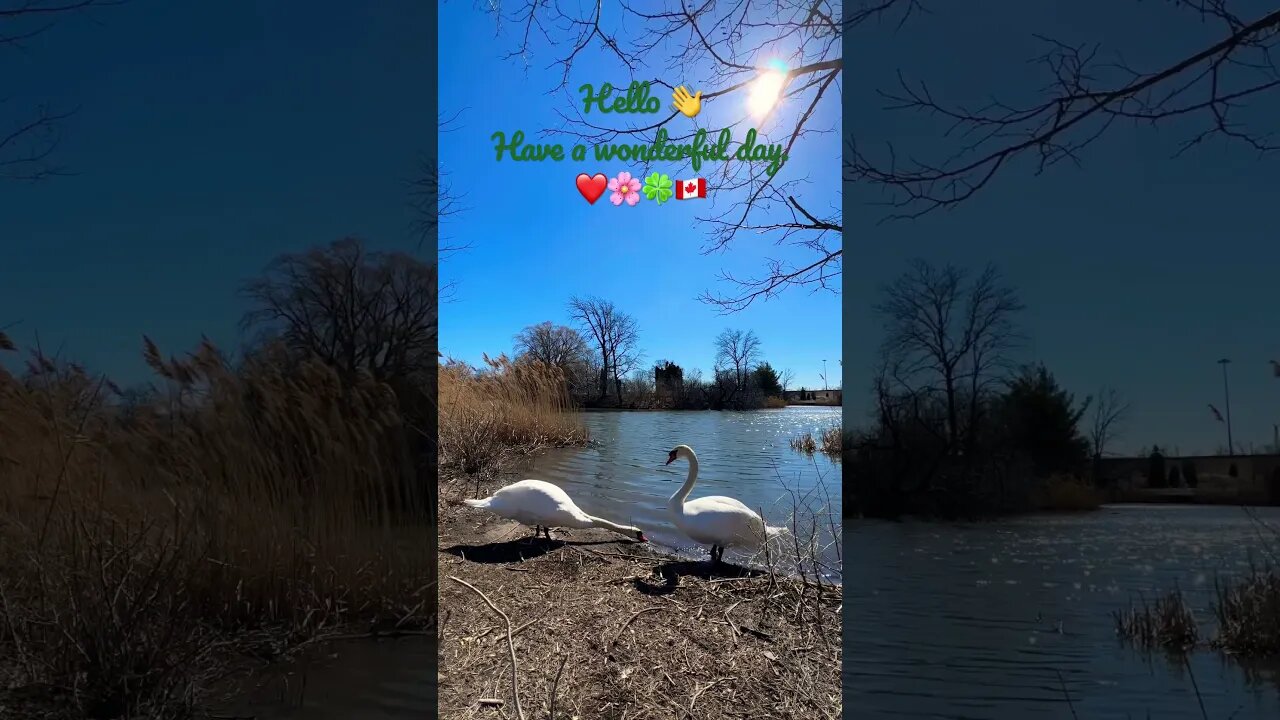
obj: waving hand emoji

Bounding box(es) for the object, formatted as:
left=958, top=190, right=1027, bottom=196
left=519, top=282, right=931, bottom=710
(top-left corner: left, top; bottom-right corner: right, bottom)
left=671, top=85, right=703, bottom=119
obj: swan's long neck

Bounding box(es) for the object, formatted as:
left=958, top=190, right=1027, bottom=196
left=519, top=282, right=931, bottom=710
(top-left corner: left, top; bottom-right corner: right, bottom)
left=584, top=515, right=639, bottom=535
left=668, top=450, right=699, bottom=508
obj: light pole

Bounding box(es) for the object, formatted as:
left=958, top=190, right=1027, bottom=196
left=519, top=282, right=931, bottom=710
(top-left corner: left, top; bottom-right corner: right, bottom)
left=1218, top=358, right=1234, bottom=454
left=1273, top=360, right=1280, bottom=452
left=822, top=359, right=827, bottom=391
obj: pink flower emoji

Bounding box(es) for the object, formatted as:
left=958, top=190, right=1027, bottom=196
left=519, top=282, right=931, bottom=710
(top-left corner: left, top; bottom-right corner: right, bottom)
left=608, top=172, right=642, bottom=206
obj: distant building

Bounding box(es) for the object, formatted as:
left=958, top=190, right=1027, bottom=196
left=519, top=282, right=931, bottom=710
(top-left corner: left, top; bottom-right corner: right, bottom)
left=1097, top=452, right=1280, bottom=505
left=782, top=388, right=842, bottom=406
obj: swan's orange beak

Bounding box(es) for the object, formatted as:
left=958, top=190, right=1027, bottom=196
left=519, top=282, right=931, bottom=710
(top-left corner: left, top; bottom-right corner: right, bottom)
left=637, top=531, right=647, bottom=542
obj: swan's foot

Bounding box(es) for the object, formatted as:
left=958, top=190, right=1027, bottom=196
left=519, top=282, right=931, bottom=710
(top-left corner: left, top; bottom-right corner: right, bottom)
left=541, top=526, right=553, bottom=540
left=709, top=545, right=724, bottom=564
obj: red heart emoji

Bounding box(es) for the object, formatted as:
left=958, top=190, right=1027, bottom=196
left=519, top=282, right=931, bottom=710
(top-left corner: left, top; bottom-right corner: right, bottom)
left=576, top=173, right=607, bottom=204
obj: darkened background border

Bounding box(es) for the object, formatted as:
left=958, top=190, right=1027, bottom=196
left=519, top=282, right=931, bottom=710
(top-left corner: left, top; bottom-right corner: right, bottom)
left=840, top=9, right=854, bottom=715
left=423, top=0, right=441, bottom=707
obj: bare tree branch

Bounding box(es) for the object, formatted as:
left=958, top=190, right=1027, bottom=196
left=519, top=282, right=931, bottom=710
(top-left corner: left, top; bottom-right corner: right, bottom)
left=0, top=1, right=121, bottom=180
left=847, top=3, right=1280, bottom=220
left=1088, top=386, right=1131, bottom=461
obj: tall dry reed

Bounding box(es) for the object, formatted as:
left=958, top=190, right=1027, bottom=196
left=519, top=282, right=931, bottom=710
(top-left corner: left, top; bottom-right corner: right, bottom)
left=788, top=421, right=843, bottom=462
left=0, top=338, right=434, bottom=717
left=437, top=354, right=587, bottom=477
left=1112, top=588, right=1199, bottom=652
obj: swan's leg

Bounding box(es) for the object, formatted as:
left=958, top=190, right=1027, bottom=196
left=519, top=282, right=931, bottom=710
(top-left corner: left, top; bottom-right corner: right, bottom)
left=542, top=526, right=552, bottom=540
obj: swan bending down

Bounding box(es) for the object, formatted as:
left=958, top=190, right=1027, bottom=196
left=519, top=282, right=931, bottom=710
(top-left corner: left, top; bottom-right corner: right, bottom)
left=665, top=445, right=784, bottom=564
left=464, top=479, right=646, bottom=542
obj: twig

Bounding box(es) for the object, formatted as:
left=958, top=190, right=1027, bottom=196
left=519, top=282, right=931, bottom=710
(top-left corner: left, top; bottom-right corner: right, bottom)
left=492, top=617, right=539, bottom=644
left=449, top=575, right=525, bottom=720
left=1056, top=669, right=1079, bottom=720
left=548, top=654, right=569, bottom=720
left=607, top=606, right=664, bottom=648
left=1183, top=654, right=1210, bottom=720
left=687, top=678, right=725, bottom=715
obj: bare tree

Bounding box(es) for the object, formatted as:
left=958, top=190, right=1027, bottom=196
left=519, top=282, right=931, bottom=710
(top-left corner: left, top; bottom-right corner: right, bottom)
left=875, top=260, right=1024, bottom=452
left=484, top=1, right=846, bottom=311
left=1, top=1, right=121, bottom=181
left=714, top=328, right=763, bottom=395
left=566, top=295, right=641, bottom=404
left=241, top=238, right=438, bottom=384
left=1088, top=386, right=1131, bottom=462
left=779, top=367, right=797, bottom=393
left=847, top=1, right=1280, bottom=219
left=513, top=321, right=589, bottom=368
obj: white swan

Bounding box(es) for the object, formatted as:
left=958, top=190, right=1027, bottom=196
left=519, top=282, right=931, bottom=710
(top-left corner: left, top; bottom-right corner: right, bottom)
left=665, top=444, right=784, bottom=563
left=463, top=479, right=647, bottom=542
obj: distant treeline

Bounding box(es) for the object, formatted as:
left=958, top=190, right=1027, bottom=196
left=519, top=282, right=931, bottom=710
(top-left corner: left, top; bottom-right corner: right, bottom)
left=503, top=299, right=832, bottom=411
left=848, top=259, right=1126, bottom=519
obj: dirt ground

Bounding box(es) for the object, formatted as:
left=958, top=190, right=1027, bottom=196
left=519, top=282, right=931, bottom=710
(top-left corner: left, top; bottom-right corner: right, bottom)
left=437, top=473, right=842, bottom=720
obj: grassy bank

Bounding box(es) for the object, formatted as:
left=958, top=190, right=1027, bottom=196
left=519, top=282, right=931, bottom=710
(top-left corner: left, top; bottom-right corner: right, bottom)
left=1034, top=475, right=1104, bottom=512
left=438, top=355, right=588, bottom=478
left=0, top=339, right=434, bottom=718
left=437, top=356, right=842, bottom=719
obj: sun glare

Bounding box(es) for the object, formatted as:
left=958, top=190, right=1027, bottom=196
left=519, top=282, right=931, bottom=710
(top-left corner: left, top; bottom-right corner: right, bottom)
left=748, top=66, right=788, bottom=120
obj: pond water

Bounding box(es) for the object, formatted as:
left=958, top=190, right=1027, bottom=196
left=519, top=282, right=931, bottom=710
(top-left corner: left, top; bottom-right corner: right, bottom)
left=845, top=505, right=1280, bottom=719
left=526, top=406, right=843, bottom=576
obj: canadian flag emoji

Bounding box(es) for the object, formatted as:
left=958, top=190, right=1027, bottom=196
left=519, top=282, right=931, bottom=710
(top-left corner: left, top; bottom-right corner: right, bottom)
left=675, top=177, right=707, bottom=200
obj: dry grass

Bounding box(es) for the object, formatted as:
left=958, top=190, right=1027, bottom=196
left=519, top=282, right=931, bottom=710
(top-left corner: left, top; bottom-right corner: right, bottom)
left=1112, top=588, right=1199, bottom=653
left=1212, top=563, right=1280, bottom=655
left=788, top=432, right=818, bottom=454
left=1036, top=475, right=1104, bottom=512
left=787, top=423, right=843, bottom=463
left=438, top=355, right=587, bottom=479
left=437, top=473, right=842, bottom=720
left=0, top=339, right=434, bottom=718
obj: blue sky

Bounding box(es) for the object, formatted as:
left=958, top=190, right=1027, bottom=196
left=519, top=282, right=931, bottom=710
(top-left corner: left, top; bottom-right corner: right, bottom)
left=1, top=1, right=434, bottom=386
left=436, top=2, right=843, bottom=391
left=844, top=1, right=1280, bottom=455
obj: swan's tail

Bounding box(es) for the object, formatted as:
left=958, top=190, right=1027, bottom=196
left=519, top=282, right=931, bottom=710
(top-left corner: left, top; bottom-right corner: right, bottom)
left=463, top=497, right=492, bottom=508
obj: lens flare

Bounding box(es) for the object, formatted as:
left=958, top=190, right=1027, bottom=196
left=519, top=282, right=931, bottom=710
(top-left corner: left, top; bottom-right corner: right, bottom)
left=748, top=63, right=789, bottom=119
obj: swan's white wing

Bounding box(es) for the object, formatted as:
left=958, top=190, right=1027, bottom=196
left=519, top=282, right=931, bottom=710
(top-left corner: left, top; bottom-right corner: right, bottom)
left=677, top=496, right=766, bottom=547
left=690, top=495, right=759, bottom=517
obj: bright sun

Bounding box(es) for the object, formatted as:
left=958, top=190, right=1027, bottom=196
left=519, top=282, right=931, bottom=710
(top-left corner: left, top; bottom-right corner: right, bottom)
left=747, top=66, right=788, bottom=120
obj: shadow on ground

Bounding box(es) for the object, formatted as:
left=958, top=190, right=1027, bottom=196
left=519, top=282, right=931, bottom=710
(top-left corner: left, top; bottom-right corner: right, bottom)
left=442, top=536, right=632, bottom=564
left=632, top=559, right=766, bottom=596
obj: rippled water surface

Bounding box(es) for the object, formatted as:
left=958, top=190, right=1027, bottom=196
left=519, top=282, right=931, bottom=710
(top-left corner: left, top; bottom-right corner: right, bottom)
left=845, top=505, right=1280, bottom=719
left=527, top=407, right=842, bottom=569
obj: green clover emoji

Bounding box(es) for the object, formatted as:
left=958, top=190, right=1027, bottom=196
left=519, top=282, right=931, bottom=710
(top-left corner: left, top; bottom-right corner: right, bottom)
left=642, top=172, right=673, bottom=204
